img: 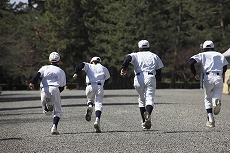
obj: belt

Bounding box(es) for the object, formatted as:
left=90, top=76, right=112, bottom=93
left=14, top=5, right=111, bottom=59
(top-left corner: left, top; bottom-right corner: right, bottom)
left=205, top=72, right=220, bottom=75
left=87, top=83, right=101, bottom=85
left=41, top=85, right=56, bottom=89
left=136, top=72, right=153, bottom=75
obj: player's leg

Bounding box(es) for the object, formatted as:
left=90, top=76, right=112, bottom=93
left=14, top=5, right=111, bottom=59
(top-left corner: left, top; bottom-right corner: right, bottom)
left=134, top=75, right=146, bottom=129
left=94, top=86, right=104, bottom=133
left=203, top=77, right=215, bottom=127
left=50, top=87, right=61, bottom=135
left=41, top=88, right=52, bottom=116
left=145, top=75, right=156, bottom=113
left=212, top=76, right=223, bottom=115
left=43, top=87, right=54, bottom=111
left=143, top=75, right=156, bottom=129
left=85, top=85, right=95, bottom=121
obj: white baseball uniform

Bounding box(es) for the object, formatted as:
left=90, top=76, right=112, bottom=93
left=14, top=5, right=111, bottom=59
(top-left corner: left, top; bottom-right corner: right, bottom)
left=191, top=51, right=228, bottom=109
left=82, top=62, right=110, bottom=111
left=39, top=64, right=66, bottom=117
left=128, top=51, right=164, bottom=108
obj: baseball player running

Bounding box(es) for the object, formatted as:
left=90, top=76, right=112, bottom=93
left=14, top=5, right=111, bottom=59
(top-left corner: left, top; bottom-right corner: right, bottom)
left=73, top=57, right=110, bottom=133
left=120, top=40, right=164, bottom=130
left=189, top=40, right=228, bottom=128
left=29, top=52, right=66, bottom=134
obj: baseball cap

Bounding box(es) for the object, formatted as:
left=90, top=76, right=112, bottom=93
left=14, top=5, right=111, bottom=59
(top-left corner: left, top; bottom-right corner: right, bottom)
left=90, top=56, right=102, bottom=63
left=138, top=40, right=150, bottom=48
left=49, top=52, right=60, bottom=62
left=203, top=40, right=214, bottom=48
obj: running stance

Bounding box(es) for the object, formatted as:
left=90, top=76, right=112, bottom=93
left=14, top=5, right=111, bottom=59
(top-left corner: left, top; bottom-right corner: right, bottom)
left=189, top=40, right=228, bottom=128
left=29, top=52, right=66, bottom=134
left=120, top=40, right=164, bottom=129
left=73, top=56, right=110, bottom=133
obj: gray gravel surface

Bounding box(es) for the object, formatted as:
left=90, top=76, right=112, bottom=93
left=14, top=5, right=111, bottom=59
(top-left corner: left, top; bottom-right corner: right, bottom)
left=0, top=89, right=230, bottom=153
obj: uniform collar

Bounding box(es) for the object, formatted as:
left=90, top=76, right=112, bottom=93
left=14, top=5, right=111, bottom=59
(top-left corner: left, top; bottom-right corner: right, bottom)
left=51, top=63, right=59, bottom=67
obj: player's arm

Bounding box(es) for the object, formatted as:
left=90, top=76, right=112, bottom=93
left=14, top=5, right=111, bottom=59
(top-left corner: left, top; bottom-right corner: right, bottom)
left=59, top=72, right=66, bottom=93
left=29, top=72, right=41, bottom=89
left=223, top=65, right=227, bottom=73
left=189, top=58, right=199, bottom=80
left=104, top=78, right=110, bottom=85
left=155, top=68, right=162, bottom=82
left=73, top=62, right=85, bottom=79
left=59, top=87, right=64, bottom=93
left=120, top=55, right=132, bottom=76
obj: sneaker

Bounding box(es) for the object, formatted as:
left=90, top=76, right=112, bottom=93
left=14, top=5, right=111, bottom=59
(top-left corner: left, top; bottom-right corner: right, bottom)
left=43, top=110, right=52, bottom=116
left=94, top=121, right=101, bottom=133
left=85, top=107, right=93, bottom=121
left=46, top=98, right=53, bottom=111
left=51, top=126, right=59, bottom=135
left=206, top=121, right=215, bottom=128
left=144, top=112, right=152, bottom=129
left=213, top=99, right=221, bottom=115
left=142, top=122, right=147, bottom=129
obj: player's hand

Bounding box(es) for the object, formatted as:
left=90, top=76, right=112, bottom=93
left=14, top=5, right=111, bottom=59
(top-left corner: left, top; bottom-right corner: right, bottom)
left=120, top=69, right=126, bottom=77
left=29, top=83, right=34, bottom=90
left=194, top=74, right=200, bottom=80
left=73, top=74, right=77, bottom=80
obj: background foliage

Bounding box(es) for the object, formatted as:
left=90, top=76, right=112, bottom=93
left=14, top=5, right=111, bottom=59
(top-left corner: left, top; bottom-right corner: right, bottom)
left=1, top=0, right=230, bottom=90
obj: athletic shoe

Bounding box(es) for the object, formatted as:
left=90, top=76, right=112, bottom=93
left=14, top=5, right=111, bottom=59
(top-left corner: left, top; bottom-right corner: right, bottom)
left=46, top=98, right=53, bottom=111
left=94, top=121, right=101, bottom=133
left=51, top=126, right=59, bottom=135
left=213, top=99, right=221, bottom=115
left=85, top=107, right=93, bottom=121
left=43, top=110, right=52, bottom=116
left=144, top=112, right=152, bottom=129
left=206, top=121, right=215, bottom=128
left=142, top=122, right=147, bottom=129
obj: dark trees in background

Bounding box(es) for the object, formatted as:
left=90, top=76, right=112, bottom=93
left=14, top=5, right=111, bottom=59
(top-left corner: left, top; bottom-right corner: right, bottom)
left=1, top=0, right=230, bottom=90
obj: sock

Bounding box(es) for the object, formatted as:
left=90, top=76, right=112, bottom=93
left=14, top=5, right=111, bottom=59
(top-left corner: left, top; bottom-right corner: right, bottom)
left=206, top=108, right=214, bottom=122
left=53, top=116, right=60, bottom=129
left=146, top=105, right=153, bottom=115
left=95, top=110, right=101, bottom=120
left=96, top=117, right=100, bottom=122
left=207, top=113, right=214, bottom=122
left=140, top=107, right=146, bottom=123
left=88, top=102, right=93, bottom=107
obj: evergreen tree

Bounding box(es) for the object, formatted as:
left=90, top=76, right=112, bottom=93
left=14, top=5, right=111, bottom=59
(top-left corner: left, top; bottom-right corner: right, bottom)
left=0, top=0, right=49, bottom=89
left=2, top=0, right=230, bottom=89
left=45, top=0, right=89, bottom=88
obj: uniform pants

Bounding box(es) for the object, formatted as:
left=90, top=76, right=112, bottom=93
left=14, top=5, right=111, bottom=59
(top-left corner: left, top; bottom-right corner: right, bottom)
left=203, top=73, right=223, bottom=109
left=133, top=72, right=156, bottom=108
left=41, top=86, right=62, bottom=118
left=86, top=83, right=103, bottom=111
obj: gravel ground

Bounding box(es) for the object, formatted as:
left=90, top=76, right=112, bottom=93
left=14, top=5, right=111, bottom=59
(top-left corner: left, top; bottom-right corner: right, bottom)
left=0, top=89, right=230, bottom=153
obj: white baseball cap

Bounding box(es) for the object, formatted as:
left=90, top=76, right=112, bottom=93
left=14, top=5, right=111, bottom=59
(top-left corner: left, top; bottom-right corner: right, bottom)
left=49, top=52, right=60, bottom=62
left=90, top=56, right=102, bottom=63
left=138, top=40, right=150, bottom=48
left=203, top=40, right=214, bottom=48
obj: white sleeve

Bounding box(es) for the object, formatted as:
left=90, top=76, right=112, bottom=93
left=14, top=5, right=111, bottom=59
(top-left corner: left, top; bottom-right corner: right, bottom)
left=104, top=67, right=110, bottom=80
left=38, top=66, right=46, bottom=77
left=82, top=62, right=89, bottom=72
left=156, top=56, right=164, bottom=70
left=60, top=70, right=66, bottom=87
left=223, top=57, right=229, bottom=66
left=191, top=53, right=202, bottom=63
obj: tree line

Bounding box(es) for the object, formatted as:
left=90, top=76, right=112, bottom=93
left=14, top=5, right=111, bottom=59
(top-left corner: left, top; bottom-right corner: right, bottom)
left=1, top=0, right=230, bottom=90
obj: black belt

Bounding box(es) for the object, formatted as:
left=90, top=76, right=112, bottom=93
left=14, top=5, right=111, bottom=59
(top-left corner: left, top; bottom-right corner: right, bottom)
left=205, top=72, right=219, bottom=75
left=87, top=83, right=101, bottom=85
left=136, top=72, right=153, bottom=75
left=41, top=85, right=56, bottom=89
